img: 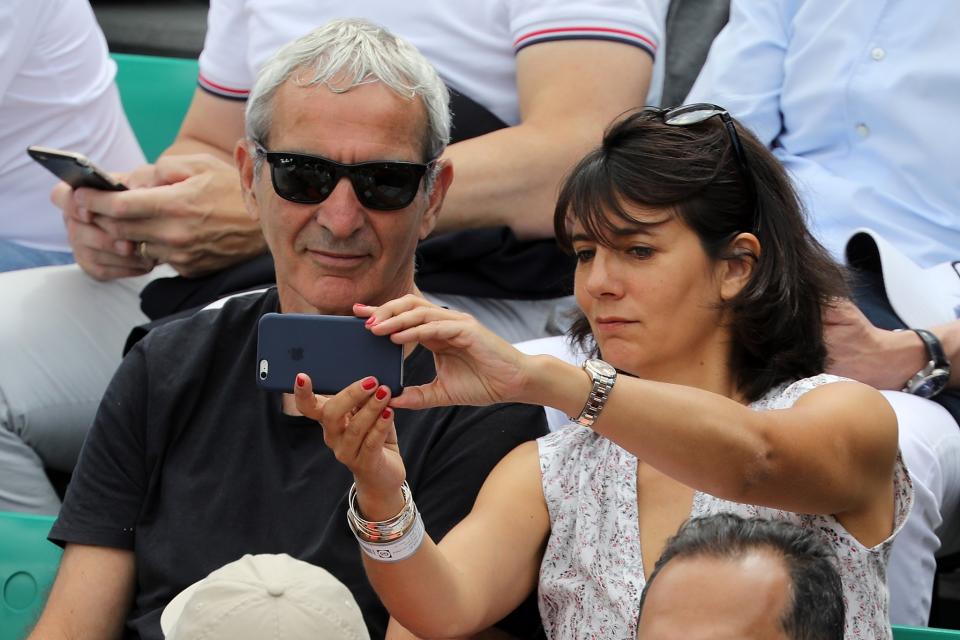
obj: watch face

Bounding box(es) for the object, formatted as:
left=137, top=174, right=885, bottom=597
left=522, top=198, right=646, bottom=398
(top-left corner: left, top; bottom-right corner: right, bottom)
left=586, top=358, right=617, bottom=378
left=913, top=372, right=950, bottom=398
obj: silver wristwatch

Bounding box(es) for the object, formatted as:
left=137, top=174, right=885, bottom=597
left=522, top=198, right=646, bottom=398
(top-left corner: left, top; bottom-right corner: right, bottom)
left=570, top=358, right=618, bottom=427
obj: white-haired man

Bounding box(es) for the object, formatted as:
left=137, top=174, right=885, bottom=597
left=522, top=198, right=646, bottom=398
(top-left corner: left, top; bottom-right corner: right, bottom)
left=28, top=21, right=547, bottom=640
left=0, top=0, right=663, bottom=516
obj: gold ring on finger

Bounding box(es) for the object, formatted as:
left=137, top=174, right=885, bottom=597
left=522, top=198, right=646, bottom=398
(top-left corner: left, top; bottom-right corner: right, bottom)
left=138, top=241, right=150, bottom=260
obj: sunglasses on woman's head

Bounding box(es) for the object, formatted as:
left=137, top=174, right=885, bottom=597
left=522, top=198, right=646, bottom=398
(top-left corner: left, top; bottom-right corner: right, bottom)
left=649, top=103, right=760, bottom=234
left=255, top=144, right=433, bottom=211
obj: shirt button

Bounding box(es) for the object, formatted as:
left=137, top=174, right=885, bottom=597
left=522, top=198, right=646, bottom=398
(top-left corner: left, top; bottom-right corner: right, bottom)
left=871, top=47, right=886, bottom=61
left=856, top=123, right=870, bottom=138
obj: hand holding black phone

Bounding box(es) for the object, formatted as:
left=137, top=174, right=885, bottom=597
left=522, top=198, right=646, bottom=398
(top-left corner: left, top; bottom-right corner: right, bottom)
left=256, top=313, right=404, bottom=396
left=27, top=145, right=127, bottom=191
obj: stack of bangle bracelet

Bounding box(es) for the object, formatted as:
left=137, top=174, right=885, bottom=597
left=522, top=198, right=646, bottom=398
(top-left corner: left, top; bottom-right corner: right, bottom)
left=347, top=481, right=425, bottom=562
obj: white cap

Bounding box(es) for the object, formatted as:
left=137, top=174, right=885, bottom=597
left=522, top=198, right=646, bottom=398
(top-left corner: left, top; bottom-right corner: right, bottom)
left=160, top=554, right=370, bottom=640
left=846, top=229, right=960, bottom=328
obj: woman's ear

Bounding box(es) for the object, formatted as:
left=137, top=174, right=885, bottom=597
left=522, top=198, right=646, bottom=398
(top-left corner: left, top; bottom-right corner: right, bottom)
left=719, top=232, right=761, bottom=301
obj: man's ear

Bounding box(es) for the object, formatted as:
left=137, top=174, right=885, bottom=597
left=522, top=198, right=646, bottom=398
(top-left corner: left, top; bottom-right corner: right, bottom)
left=418, top=160, right=454, bottom=240
left=719, top=232, right=761, bottom=301
left=235, top=139, right=261, bottom=222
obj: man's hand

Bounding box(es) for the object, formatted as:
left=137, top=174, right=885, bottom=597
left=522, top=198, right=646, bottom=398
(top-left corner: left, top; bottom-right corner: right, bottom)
left=54, top=179, right=155, bottom=281
left=823, top=298, right=928, bottom=390
left=55, top=154, right=266, bottom=280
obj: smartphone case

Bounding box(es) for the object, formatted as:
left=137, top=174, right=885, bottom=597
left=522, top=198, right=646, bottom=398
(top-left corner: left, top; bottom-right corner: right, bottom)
left=26, top=146, right=127, bottom=191
left=256, top=313, right=403, bottom=395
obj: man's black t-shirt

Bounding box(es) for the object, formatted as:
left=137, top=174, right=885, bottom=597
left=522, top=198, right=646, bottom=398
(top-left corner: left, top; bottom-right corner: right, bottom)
left=50, top=289, right=547, bottom=639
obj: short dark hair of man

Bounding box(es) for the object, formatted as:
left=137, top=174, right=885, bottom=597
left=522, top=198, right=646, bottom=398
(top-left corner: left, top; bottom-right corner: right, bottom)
left=637, top=513, right=845, bottom=640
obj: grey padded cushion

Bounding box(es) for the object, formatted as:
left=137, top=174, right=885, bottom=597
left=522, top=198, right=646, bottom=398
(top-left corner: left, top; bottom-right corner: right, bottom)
left=92, top=1, right=208, bottom=59
left=660, top=0, right=730, bottom=107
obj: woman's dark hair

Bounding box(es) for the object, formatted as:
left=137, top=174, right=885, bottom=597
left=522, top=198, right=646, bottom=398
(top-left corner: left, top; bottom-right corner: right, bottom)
left=554, top=108, right=847, bottom=401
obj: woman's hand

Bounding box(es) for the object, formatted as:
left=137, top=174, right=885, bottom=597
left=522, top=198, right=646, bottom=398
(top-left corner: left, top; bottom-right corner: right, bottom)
left=353, top=296, right=533, bottom=410
left=293, top=373, right=405, bottom=517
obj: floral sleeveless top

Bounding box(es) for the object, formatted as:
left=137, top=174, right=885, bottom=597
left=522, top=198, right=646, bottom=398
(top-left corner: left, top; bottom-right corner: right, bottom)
left=537, top=374, right=913, bottom=639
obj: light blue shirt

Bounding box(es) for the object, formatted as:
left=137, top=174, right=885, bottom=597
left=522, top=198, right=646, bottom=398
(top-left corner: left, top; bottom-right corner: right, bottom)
left=687, top=0, right=960, bottom=268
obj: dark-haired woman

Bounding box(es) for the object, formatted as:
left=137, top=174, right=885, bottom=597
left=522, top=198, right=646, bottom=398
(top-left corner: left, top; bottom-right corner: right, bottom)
left=295, top=107, right=911, bottom=639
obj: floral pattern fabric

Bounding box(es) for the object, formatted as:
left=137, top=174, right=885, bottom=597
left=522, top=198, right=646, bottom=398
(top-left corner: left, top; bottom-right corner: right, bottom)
left=537, top=374, right=913, bottom=639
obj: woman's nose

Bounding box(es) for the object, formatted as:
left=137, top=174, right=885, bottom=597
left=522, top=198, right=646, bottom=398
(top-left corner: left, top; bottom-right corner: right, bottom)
left=583, top=249, right=624, bottom=298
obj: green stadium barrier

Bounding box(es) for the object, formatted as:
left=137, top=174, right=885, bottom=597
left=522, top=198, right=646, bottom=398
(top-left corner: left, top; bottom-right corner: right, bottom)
left=0, top=512, right=61, bottom=640
left=894, top=625, right=960, bottom=639
left=111, top=53, right=199, bottom=162
left=3, top=508, right=960, bottom=640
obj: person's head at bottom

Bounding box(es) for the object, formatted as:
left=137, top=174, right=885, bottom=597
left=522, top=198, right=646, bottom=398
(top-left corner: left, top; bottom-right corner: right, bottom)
left=161, top=554, right=370, bottom=640
left=635, top=514, right=844, bottom=640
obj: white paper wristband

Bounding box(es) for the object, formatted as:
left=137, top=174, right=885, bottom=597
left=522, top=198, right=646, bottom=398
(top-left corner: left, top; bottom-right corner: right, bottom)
left=355, top=510, right=426, bottom=563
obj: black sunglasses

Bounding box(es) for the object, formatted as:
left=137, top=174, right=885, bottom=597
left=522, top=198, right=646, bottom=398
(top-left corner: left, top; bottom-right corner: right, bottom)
left=651, top=103, right=759, bottom=233
left=255, top=144, right=433, bottom=211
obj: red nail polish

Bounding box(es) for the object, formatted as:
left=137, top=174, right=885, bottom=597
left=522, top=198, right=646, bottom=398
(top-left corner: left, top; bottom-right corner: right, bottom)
left=361, top=377, right=377, bottom=390
left=296, top=374, right=305, bottom=388
left=381, top=408, right=392, bottom=420
left=375, top=387, right=388, bottom=400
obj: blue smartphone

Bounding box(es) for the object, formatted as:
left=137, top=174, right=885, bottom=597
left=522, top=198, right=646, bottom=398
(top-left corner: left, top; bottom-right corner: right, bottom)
left=256, top=313, right=403, bottom=395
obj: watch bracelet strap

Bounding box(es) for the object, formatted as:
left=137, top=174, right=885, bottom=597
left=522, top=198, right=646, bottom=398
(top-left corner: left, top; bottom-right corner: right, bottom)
left=569, top=364, right=616, bottom=426
left=912, top=328, right=949, bottom=367
left=571, top=380, right=614, bottom=423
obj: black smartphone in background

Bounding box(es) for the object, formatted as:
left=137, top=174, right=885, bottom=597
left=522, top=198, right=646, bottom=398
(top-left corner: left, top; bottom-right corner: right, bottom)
left=256, top=313, right=404, bottom=396
left=26, top=145, right=128, bottom=191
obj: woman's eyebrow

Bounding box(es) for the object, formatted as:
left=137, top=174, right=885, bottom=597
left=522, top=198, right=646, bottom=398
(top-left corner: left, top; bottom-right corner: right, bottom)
left=610, top=222, right=664, bottom=237
left=571, top=219, right=669, bottom=243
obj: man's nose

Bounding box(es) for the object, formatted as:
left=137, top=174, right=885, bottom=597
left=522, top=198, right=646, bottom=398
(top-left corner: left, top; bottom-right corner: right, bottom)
left=316, top=177, right=366, bottom=238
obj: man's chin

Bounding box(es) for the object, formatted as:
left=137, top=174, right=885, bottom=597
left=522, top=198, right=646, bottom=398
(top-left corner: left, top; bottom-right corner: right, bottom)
left=275, top=275, right=357, bottom=315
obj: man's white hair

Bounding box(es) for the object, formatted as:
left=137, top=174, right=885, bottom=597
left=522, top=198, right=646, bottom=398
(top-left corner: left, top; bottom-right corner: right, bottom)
left=245, top=18, right=451, bottom=164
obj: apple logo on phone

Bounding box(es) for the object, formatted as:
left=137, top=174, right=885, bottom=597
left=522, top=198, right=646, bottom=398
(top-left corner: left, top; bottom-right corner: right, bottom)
left=289, top=347, right=304, bottom=361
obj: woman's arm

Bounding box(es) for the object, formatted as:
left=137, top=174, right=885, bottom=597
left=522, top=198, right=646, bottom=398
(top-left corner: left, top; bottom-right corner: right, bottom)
left=292, top=372, right=549, bottom=639
left=365, top=298, right=898, bottom=535
left=526, top=357, right=898, bottom=522
left=369, top=443, right=549, bottom=638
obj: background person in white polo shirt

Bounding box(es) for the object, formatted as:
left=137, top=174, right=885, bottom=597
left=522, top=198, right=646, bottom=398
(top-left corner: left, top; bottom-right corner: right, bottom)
left=0, top=0, right=143, bottom=271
